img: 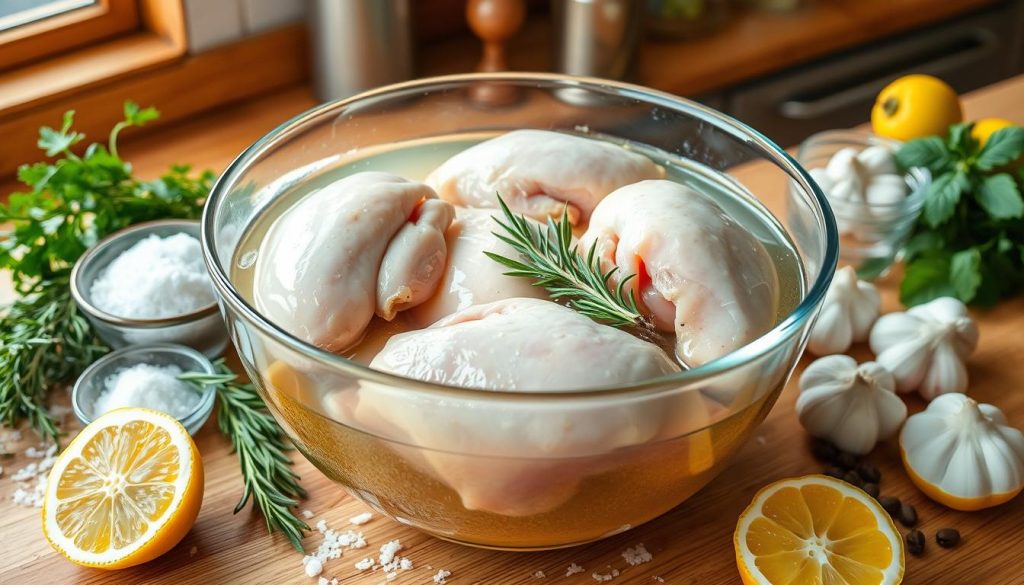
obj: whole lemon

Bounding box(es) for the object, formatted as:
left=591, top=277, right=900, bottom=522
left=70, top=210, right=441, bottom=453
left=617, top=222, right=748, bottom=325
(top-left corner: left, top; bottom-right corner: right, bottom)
left=971, top=117, right=1017, bottom=146
left=871, top=75, right=962, bottom=141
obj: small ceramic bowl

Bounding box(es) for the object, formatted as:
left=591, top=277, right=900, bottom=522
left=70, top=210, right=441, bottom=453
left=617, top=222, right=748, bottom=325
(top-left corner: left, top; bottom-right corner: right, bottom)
left=70, top=219, right=229, bottom=357
left=72, top=343, right=217, bottom=435
left=796, top=129, right=931, bottom=279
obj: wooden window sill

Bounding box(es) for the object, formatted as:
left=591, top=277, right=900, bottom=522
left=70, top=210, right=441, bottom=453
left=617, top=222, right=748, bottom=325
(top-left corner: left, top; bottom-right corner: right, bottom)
left=0, top=30, right=184, bottom=115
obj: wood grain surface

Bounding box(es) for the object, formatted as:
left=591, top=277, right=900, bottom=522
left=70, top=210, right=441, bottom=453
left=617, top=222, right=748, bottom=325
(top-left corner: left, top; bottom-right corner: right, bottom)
left=1, top=76, right=1024, bottom=585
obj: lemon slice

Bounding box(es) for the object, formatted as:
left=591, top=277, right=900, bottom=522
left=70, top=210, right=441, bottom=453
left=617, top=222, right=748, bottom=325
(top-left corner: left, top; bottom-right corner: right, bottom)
left=43, top=408, right=204, bottom=569
left=734, top=475, right=904, bottom=585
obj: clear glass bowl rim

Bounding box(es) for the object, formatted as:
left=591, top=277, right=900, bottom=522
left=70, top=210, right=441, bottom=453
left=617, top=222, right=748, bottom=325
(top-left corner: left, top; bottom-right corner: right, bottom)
left=201, top=72, right=839, bottom=400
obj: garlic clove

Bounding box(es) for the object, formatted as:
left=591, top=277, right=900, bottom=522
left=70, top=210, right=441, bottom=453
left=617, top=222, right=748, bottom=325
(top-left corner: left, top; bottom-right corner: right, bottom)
left=825, top=147, right=861, bottom=182
left=869, top=297, right=978, bottom=399
left=857, top=145, right=899, bottom=175
left=901, top=393, right=1024, bottom=510
left=919, top=341, right=969, bottom=399
left=807, top=266, right=880, bottom=355
left=796, top=355, right=906, bottom=455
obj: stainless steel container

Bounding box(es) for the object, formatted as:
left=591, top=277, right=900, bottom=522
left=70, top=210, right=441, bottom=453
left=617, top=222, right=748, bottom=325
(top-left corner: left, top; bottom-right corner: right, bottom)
left=552, top=0, right=642, bottom=80
left=70, top=220, right=229, bottom=358
left=308, top=0, right=413, bottom=101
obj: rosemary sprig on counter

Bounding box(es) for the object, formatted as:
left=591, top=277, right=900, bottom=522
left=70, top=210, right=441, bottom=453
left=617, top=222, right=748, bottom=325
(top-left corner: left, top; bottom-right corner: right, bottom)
left=0, top=280, right=106, bottom=442
left=486, top=195, right=650, bottom=330
left=180, top=361, right=308, bottom=551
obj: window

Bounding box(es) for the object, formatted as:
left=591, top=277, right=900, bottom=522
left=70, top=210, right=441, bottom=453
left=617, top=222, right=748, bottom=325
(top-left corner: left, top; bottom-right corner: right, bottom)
left=0, top=0, right=138, bottom=70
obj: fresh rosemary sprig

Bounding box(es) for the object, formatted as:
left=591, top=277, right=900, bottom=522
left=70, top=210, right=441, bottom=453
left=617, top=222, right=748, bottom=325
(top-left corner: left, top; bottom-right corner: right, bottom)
left=486, top=195, right=650, bottom=329
left=179, top=360, right=309, bottom=551
left=0, top=279, right=107, bottom=443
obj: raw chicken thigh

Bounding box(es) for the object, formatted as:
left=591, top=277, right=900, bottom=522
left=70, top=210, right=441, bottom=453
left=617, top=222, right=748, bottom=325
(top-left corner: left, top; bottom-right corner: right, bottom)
left=425, top=130, right=664, bottom=224
left=581, top=180, right=778, bottom=366
left=253, top=171, right=454, bottom=352
left=408, top=207, right=547, bottom=327
left=355, top=297, right=682, bottom=516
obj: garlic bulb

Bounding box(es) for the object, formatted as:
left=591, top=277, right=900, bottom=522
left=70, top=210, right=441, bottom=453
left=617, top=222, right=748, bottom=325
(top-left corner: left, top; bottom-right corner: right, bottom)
left=869, top=297, right=979, bottom=399
left=901, top=393, right=1024, bottom=510
left=807, top=266, right=881, bottom=355
left=811, top=145, right=908, bottom=232
left=796, top=355, right=907, bottom=455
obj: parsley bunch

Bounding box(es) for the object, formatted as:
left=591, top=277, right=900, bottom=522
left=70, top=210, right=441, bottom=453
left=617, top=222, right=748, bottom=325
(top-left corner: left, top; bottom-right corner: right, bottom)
left=895, top=124, right=1024, bottom=306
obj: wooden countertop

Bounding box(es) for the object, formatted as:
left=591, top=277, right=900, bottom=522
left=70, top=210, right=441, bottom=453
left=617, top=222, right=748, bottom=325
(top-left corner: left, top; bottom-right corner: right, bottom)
left=2, top=76, right=1024, bottom=584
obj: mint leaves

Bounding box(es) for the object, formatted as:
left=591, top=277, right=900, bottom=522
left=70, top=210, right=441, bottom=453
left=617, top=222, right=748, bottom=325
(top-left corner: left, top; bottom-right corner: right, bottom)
left=896, top=123, right=1024, bottom=306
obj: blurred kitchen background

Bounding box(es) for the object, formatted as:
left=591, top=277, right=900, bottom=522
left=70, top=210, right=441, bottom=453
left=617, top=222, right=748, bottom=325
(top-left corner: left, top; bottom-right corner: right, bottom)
left=0, top=0, right=1021, bottom=174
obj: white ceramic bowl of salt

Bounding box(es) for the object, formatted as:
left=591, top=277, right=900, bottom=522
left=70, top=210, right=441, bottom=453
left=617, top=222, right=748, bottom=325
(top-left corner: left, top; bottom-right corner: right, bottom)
left=72, top=343, right=217, bottom=435
left=70, top=219, right=229, bottom=357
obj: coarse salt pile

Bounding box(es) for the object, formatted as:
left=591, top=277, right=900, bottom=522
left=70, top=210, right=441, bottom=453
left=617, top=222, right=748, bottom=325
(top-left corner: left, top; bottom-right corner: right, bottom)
left=302, top=518, right=369, bottom=577
left=592, top=569, right=620, bottom=582
left=433, top=569, right=452, bottom=584
left=566, top=564, right=585, bottom=577
left=94, top=363, right=200, bottom=419
left=90, top=233, right=215, bottom=319
left=622, top=544, right=653, bottom=566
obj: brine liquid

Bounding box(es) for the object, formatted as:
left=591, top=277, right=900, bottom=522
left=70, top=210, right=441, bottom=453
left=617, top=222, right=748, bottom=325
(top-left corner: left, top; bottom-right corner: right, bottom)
left=231, top=132, right=806, bottom=548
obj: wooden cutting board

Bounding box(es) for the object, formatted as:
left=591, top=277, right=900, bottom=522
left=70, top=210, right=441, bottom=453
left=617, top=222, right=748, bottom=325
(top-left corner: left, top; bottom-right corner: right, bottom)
left=2, top=76, right=1024, bottom=585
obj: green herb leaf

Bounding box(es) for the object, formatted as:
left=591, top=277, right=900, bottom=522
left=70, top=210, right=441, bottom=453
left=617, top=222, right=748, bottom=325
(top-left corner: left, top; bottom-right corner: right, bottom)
left=179, top=362, right=308, bottom=551
left=950, top=248, right=982, bottom=302
left=902, top=231, right=944, bottom=260
left=123, top=101, right=160, bottom=126
left=486, top=194, right=650, bottom=330
left=947, top=123, right=976, bottom=156
left=975, top=126, right=1024, bottom=170
left=37, top=111, right=84, bottom=157
left=900, top=254, right=955, bottom=307
left=896, top=136, right=949, bottom=173
left=923, top=171, right=965, bottom=227
left=977, top=173, right=1024, bottom=219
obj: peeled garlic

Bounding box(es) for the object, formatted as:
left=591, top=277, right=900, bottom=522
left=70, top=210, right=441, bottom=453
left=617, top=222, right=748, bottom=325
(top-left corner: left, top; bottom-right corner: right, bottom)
left=901, top=393, right=1024, bottom=510
left=807, top=266, right=881, bottom=355
left=797, top=355, right=907, bottom=455
left=869, top=297, right=979, bottom=400
left=813, top=145, right=908, bottom=232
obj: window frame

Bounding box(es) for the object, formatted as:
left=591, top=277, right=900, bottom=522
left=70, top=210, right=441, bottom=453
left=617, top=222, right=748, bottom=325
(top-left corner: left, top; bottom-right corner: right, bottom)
left=0, top=0, right=139, bottom=71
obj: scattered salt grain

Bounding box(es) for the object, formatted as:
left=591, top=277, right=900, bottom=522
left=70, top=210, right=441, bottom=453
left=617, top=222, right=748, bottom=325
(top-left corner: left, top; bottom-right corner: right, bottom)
left=302, top=509, right=315, bottom=519
left=90, top=233, right=215, bottom=319
left=304, top=555, right=323, bottom=577
left=433, top=569, right=452, bottom=584
left=349, top=511, right=373, bottom=525
left=379, top=540, right=402, bottom=565
left=592, top=569, right=619, bottom=582
left=653, top=577, right=665, bottom=583
left=10, top=443, right=58, bottom=507
left=399, top=558, right=414, bottom=570
left=94, top=364, right=200, bottom=419
left=533, top=570, right=547, bottom=578
left=386, top=571, right=398, bottom=581
left=355, top=557, right=375, bottom=571
left=566, top=564, right=585, bottom=577
left=622, top=544, right=653, bottom=566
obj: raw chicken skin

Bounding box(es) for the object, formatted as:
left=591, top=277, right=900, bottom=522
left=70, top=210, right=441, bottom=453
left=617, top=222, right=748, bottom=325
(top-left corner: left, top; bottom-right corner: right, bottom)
left=355, top=297, right=683, bottom=516
left=408, top=207, right=547, bottom=327
left=253, top=171, right=453, bottom=352
left=581, top=180, right=779, bottom=366
left=425, top=130, right=664, bottom=224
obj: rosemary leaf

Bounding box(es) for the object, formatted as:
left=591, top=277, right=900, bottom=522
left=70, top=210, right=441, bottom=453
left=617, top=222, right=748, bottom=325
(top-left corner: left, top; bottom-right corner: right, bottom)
left=486, top=195, right=648, bottom=329
left=180, top=361, right=308, bottom=550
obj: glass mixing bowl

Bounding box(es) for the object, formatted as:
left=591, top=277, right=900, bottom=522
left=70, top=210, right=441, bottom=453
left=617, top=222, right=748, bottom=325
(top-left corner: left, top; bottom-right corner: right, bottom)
left=201, top=73, right=837, bottom=550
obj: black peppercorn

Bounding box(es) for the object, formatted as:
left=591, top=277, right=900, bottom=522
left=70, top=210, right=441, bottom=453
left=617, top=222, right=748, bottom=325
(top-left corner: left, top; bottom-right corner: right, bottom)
left=936, top=528, right=961, bottom=548
left=906, top=529, right=925, bottom=556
